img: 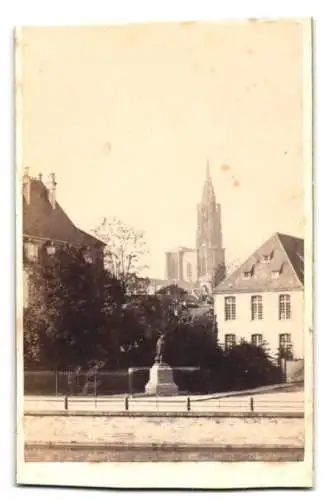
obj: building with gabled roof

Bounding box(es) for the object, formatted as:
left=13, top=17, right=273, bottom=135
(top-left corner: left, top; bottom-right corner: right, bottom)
left=213, top=232, right=304, bottom=360
left=23, top=168, right=105, bottom=250
left=22, top=167, right=105, bottom=307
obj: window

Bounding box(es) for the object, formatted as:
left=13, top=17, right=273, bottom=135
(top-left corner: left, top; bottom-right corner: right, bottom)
left=263, top=251, right=273, bottom=263
left=251, top=295, right=263, bottom=320
left=225, top=334, right=236, bottom=349
left=279, top=333, right=293, bottom=359
left=24, top=242, right=38, bottom=261
left=272, top=264, right=283, bottom=279
left=243, top=265, right=254, bottom=279
left=47, top=245, right=56, bottom=255
left=224, top=296, right=236, bottom=320
left=279, top=333, right=291, bottom=348
left=186, top=262, right=192, bottom=281
left=279, top=294, right=291, bottom=320
left=84, top=249, right=93, bottom=263
left=251, top=334, right=263, bottom=347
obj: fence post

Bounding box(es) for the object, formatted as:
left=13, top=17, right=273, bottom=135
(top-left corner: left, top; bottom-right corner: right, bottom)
left=124, top=395, right=129, bottom=411
left=64, top=395, right=68, bottom=410
left=55, top=371, right=59, bottom=396
left=94, top=372, right=97, bottom=408
left=187, top=396, right=191, bottom=412
left=128, top=369, right=133, bottom=396
left=250, top=397, right=254, bottom=412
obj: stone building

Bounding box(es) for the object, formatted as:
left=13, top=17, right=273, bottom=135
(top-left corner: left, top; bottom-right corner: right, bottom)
left=22, top=167, right=105, bottom=308
left=165, top=165, right=225, bottom=293
left=213, top=232, right=304, bottom=360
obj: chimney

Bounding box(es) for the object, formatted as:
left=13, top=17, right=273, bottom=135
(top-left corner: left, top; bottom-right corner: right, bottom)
left=38, top=173, right=43, bottom=182
left=22, top=166, right=31, bottom=205
left=47, top=173, right=57, bottom=209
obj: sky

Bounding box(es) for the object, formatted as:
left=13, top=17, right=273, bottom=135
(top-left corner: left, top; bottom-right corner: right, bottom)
left=19, top=22, right=308, bottom=278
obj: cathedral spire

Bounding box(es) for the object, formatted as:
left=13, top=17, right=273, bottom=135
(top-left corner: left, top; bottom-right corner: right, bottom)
left=201, top=160, right=215, bottom=205
left=206, top=159, right=211, bottom=180
left=196, top=160, right=225, bottom=285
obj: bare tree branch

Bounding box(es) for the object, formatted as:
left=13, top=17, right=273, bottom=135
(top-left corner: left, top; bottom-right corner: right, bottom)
left=91, top=217, right=149, bottom=293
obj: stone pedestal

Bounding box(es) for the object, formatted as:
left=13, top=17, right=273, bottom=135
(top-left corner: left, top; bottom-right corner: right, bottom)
left=145, top=362, right=179, bottom=396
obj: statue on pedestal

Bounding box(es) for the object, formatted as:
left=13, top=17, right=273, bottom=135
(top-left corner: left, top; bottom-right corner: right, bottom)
left=145, top=332, right=178, bottom=396
left=155, top=333, right=166, bottom=364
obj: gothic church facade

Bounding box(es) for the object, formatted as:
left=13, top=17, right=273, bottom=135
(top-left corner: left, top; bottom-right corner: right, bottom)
left=165, top=166, right=225, bottom=293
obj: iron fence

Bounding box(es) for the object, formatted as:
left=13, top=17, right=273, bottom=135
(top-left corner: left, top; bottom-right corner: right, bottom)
left=24, top=370, right=131, bottom=396
left=24, top=368, right=202, bottom=396
left=24, top=393, right=305, bottom=413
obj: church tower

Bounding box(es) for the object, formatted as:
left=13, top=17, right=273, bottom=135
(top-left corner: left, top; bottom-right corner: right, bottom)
left=196, top=163, right=225, bottom=290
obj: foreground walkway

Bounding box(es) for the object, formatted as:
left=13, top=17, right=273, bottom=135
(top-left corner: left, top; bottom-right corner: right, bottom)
left=24, top=383, right=304, bottom=414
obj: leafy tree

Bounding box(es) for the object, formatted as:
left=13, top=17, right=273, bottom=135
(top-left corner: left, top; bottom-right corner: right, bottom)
left=219, top=341, right=281, bottom=390
left=156, top=284, right=188, bottom=298
left=23, top=244, right=122, bottom=370
left=124, top=273, right=150, bottom=296
left=91, top=217, right=149, bottom=294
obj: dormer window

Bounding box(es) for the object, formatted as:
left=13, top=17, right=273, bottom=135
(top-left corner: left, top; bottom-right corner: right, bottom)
left=272, top=264, right=283, bottom=279
left=263, top=251, right=274, bottom=263
left=243, top=265, right=254, bottom=279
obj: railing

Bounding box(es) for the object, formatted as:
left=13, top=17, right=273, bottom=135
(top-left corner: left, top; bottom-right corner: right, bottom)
left=24, top=394, right=304, bottom=413
left=24, top=368, right=201, bottom=397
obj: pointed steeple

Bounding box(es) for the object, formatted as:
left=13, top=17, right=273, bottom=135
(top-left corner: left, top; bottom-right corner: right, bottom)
left=201, top=160, right=216, bottom=205
left=196, top=160, right=225, bottom=285
left=206, top=159, right=211, bottom=180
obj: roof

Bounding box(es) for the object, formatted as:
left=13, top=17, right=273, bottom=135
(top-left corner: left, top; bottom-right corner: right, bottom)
left=148, top=278, right=197, bottom=292
left=165, top=247, right=195, bottom=254
left=213, top=232, right=304, bottom=294
left=23, top=177, right=105, bottom=248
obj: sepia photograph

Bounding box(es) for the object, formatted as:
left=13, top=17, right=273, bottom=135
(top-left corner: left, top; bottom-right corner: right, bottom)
left=16, top=19, right=313, bottom=489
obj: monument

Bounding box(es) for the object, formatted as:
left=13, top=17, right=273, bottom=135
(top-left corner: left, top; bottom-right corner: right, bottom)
left=145, top=333, right=179, bottom=396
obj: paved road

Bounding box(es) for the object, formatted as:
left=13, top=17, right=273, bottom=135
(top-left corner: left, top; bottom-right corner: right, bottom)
left=24, top=390, right=304, bottom=413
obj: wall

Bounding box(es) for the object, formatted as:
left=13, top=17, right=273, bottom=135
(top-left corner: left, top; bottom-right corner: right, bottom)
left=182, top=250, right=198, bottom=282
left=285, top=359, right=304, bottom=383
left=23, top=269, right=29, bottom=309
left=214, top=290, right=304, bottom=359
left=166, top=251, right=180, bottom=280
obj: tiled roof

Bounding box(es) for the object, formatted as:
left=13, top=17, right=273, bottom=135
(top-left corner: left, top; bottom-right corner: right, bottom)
left=23, top=178, right=105, bottom=248
left=213, top=232, right=304, bottom=294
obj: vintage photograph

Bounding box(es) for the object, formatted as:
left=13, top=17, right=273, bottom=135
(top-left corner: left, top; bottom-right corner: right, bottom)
left=16, top=20, right=313, bottom=488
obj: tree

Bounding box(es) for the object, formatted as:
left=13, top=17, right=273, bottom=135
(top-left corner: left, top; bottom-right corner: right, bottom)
left=117, top=294, right=166, bottom=367
left=23, top=244, right=122, bottom=370
left=92, top=217, right=149, bottom=294
left=219, top=341, right=281, bottom=390
left=156, top=284, right=188, bottom=298
left=213, top=259, right=243, bottom=288
left=213, top=262, right=226, bottom=287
